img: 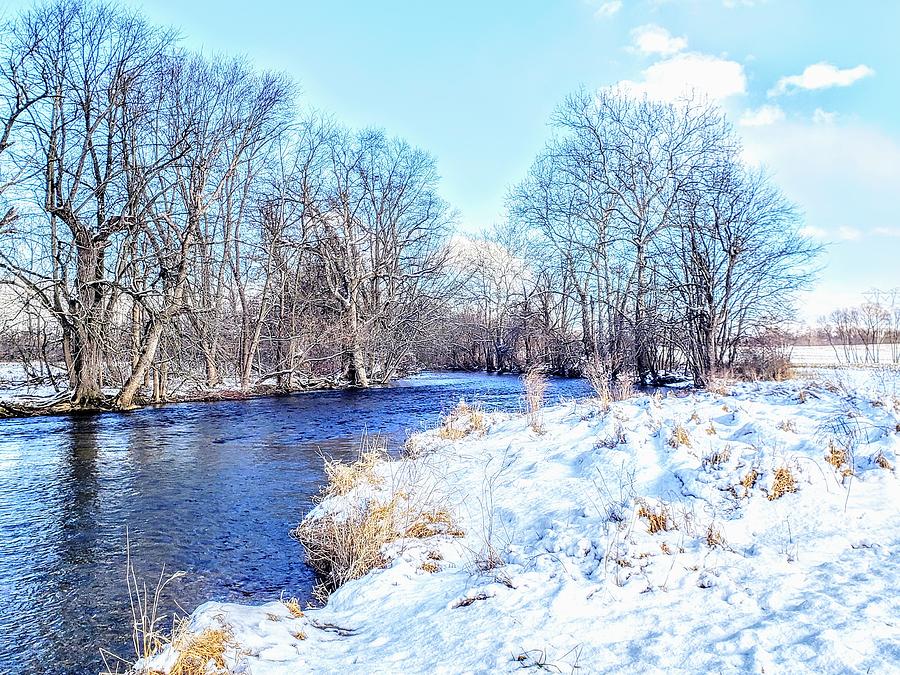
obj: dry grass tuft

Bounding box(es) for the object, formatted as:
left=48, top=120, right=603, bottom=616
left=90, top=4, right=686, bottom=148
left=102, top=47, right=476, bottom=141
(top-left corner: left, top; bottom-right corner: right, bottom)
left=741, top=469, right=759, bottom=492
left=637, top=501, right=674, bottom=534
left=767, top=466, right=797, bottom=500
left=705, top=422, right=717, bottom=436
left=404, top=508, right=465, bottom=539
left=291, top=629, right=307, bottom=641
left=668, top=424, right=692, bottom=449
left=707, top=378, right=732, bottom=396
left=702, top=447, right=731, bottom=470
left=419, top=560, right=440, bottom=573
left=322, top=435, right=388, bottom=498
left=475, top=544, right=506, bottom=572
left=825, top=442, right=854, bottom=478
left=100, top=535, right=188, bottom=675
left=705, top=523, right=726, bottom=549
left=294, top=495, right=462, bottom=599
left=282, top=596, right=304, bottom=618
left=689, top=411, right=701, bottom=424
left=523, top=367, right=548, bottom=432
left=875, top=451, right=893, bottom=471
left=585, top=357, right=612, bottom=407
left=585, top=358, right=636, bottom=410
left=438, top=401, right=486, bottom=440
left=777, top=419, right=797, bottom=433
left=168, top=627, right=232, bottom=675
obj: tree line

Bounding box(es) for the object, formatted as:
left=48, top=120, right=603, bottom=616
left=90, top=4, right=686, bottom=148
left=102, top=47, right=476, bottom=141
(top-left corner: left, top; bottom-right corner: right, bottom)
left=0, top=1, right=817, bottom=410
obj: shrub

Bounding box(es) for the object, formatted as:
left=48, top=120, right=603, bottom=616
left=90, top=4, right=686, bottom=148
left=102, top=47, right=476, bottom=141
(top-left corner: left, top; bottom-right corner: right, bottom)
left=733, top=345, right=795, bottom=382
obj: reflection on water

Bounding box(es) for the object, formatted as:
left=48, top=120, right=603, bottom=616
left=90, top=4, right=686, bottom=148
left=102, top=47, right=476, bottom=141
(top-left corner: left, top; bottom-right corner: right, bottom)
left=0, top=372, right=592, bottom=673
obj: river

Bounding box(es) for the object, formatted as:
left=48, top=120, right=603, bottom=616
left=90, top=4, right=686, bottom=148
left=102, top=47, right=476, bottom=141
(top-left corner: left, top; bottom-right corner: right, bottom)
left=0, top=372, right=592, bottom=674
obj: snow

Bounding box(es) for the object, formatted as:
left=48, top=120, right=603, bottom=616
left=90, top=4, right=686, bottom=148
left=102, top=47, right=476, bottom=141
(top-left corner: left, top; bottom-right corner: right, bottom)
left=0, top=362, right=64, bottom=403
left=0, top=361, right=248, bottom=407
left=139, top=369, right=900, bottom=674
left=791, top=344, right=900, bottom=367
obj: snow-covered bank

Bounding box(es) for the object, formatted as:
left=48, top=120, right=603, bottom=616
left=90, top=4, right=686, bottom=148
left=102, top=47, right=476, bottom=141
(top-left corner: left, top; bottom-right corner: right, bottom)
left=141, top=373, right=900, bottom=674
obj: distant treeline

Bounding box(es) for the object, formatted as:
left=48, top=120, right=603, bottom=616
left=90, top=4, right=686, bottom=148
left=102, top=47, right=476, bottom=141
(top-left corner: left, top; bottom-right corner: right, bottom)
left=0, top=1, right=817, bottom=409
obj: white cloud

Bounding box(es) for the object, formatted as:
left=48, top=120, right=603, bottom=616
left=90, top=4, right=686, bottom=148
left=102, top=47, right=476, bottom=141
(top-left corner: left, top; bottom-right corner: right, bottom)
left=594, top=1, right=623, bottom=18
left=630, top=24, right=687, bottom=55
left=739, top=104, right=784, bottom=127
left=770, top=62, right=874, bottom=96
left=799, top=225, right=827, bottom=240
left=618, top=52, right=746, bottom=103
left=812, top=108, right=837, bottom=125
left=836, top=226, right=861, bottom=241
left=873, top=226, right=900, bottom=238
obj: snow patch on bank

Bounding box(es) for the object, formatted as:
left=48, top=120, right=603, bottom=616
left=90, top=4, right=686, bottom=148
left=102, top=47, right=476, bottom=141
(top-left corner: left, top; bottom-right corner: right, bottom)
left=140, top=372, right=900, bottom=674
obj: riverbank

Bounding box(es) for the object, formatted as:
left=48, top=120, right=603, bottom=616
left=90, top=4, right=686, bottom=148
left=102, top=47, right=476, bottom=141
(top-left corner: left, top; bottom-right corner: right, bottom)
left=135, top=370, right=900, bottom=674
left=0, top=361, right=366, bottom=419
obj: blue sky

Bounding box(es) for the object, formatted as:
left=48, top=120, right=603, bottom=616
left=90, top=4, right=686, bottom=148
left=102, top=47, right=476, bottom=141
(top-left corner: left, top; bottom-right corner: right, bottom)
left=4, top=0, right=898, bottom=320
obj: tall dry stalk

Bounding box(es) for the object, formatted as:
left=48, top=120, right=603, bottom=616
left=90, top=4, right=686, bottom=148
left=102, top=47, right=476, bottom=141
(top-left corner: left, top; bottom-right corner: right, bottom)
left=100, top=532, right=186, bottom=674
left=585, top=356, right=612, bottom=407
left=523, top=367, right=548, bottom=432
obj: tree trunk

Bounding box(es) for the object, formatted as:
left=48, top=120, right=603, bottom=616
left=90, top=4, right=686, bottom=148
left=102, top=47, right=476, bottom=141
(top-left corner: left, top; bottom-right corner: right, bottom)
left=346, top=298, right=369, bottom=387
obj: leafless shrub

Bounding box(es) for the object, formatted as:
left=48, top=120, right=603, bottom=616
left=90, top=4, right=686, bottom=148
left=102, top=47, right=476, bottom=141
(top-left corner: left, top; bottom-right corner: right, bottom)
left=733, top=342, right=795, bottom=382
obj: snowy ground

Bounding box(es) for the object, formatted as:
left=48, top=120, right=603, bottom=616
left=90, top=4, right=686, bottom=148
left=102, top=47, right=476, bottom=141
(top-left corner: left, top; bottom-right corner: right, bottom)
left=140, top=370, right=900, bottom=674
left=790, top=344, right=900, bottom=367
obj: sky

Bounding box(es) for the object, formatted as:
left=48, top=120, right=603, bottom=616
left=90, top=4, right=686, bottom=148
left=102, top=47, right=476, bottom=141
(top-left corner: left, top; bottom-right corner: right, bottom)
left=3, top=0, right=898, bottom=321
